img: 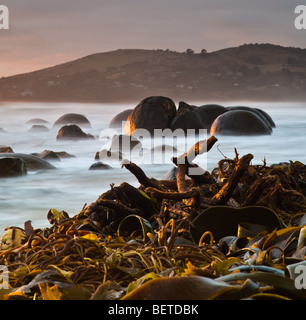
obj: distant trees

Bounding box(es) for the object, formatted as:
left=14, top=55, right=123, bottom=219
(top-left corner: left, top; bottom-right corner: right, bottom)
left=186, top=49, right=194, bottom=56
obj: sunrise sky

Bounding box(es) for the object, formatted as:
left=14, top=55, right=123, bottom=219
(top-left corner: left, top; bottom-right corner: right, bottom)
left=0, top=0, right=305, bottom=77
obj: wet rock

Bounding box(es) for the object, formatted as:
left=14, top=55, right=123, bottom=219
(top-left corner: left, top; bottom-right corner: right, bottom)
left=195, top=104, right=228, bottom=130
left=109, top=109, right=133, bottom=128
left=26, top=118, right=49, bottom=125
left=56, top=125, right=94, bottom=140
left=0, top=146, right=14, bottom=153
left=0, top=153, right=56, bottom=171
left=31, top=150, right=60, bottom=161
left=28, top=125, right=49, bottom=132
left=227, top=106, right=273, bottom=131
left=210, top=110, right=272, bottom=136
left=95, top=149, right=123, bottom=162
left=124, top=96, right=176, bottom=135
left=176, top=101, right=197, bottom=116
left=89, top=162, right=112, bottom=170
left=0, top=157, right=27, bottom=178
left=171, top=110, right=204, bottom=133
left=53, top=113, right=91, bottom=128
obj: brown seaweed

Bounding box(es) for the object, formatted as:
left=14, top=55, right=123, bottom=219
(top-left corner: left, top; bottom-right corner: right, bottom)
left=0, top=136, right=305, bottom=300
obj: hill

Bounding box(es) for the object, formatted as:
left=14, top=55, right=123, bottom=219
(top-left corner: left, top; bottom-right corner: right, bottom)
left=0, top=43, right=306, bottom=103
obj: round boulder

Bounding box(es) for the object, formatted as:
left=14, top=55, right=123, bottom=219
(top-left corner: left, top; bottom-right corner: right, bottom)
left=171, top=110, right=204, bottom=134
left=109, top=109, right=133, bottom=128
left=0, top=157, right=27, bottom=178
left=26, top=118, right=49, bottom=125
left=210, top=110, right=272, bottom=136
left=176, top=101, right=197, bottom=116
left=56, top=125, right=94, bottom=140
left=53, top=113, right=91, bottom=128
left=28, top=125, right=49, bottom=132
left=0, top=153, right=56, bottom=171
left=255, top=108, right=276, bottom=128
left=194, top=104, right=228, bottom=130
left=227, top=106, right=273, bottom=131
left=124, top=96, right=176, bottom=135
left=89, top=162, right=112, bottom=170
left=31, top=150, right=60, bottom=161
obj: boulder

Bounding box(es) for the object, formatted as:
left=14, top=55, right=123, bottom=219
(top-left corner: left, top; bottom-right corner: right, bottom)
left=124, top=96, right=176, bottom=135
left=227, top=106, right=273, bottom=131
left=195, top=104, right=228, bottom=130
left=95, top=149, right=123, bottom=162
left=89, top=162, right=112, bottom=170
left=53, top=113, right=91, bottom=128
left=171, top=110, right=204, bottom=133
left=28, top=125, right=49, bottom=132
left=210, top=110, right=272, bottom=136
left=26, top=118, right=49, bottom=125
left=109, top=109, right=133, bottom=128
left=0, top=157, right=27, bottom=178
left=176, top=101, right=197, bottom=116
left=56, top=125, right=94, bottom=140
left=254, top=108, right=276, bottom=128
left=0, top=153, right=56, bottom=171
left=31, top=150, right=60, bottom=161
left=0, top=146, right=14, bottom=153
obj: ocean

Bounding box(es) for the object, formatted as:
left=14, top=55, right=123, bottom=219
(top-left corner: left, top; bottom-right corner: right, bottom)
left=0, top=101, right=305, bottom=232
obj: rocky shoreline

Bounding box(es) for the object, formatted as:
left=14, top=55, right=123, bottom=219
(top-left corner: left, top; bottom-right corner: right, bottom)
left=0, top=135, right=305, bottom=300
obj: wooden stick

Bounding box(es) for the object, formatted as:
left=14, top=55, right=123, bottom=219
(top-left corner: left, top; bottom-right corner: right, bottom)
left=121, top=159, right=162, bottom=190
left=211, top=153, right=253, bottom=205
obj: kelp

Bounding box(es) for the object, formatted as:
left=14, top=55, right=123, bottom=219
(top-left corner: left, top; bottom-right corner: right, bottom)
left=0, top=135, right=305, bottom=300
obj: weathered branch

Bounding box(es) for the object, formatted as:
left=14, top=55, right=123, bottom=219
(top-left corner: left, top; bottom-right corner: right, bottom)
left=211, top=153, right=254, bottom=205
left=121, top=159, right=162, bottom=190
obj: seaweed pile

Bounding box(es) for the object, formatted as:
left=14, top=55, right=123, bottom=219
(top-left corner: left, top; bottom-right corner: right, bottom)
left=0, top=136, right=306, bottom=300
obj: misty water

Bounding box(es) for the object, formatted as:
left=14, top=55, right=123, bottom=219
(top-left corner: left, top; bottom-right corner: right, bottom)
left=0, top=101, right=305, bottom=233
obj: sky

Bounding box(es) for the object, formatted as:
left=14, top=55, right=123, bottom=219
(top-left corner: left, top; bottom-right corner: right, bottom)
left=0, top=0, right=305, bottom=77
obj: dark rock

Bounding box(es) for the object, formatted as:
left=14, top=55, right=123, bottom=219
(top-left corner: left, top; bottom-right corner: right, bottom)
left=254, top=108, right=276, bottom=128
left=210, top=110, right=272, bottom=136
left=124, top=96, right=176, bottom=135
left=56, top=125, right=94, bottom=140
left=0, top=157, right=27, bottom=178
left=96, top=149, right=123, bottom=162
left=31, top=150, right=60, bottom=161
left=109, top=109, right=133, bottom=128
left=0, top=153, right=56, bottom=171
left=194, top=104, right=228, bottom=130
left=55, top=151, right=76, bottom=159
left=227, top=106, right=273, bottom=131
left=28, top=125, right=49, bottom=132
left=53, top=113, right=91, bottom=128
left=26, top=118, right=49, bottom=125
left=176, top=101, right=197, bottom=116
left=0, top=146, right=14, bottom=153
left=171, top=110, right=204, bottom=133
left=89, top=162, right=112, bottom=170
